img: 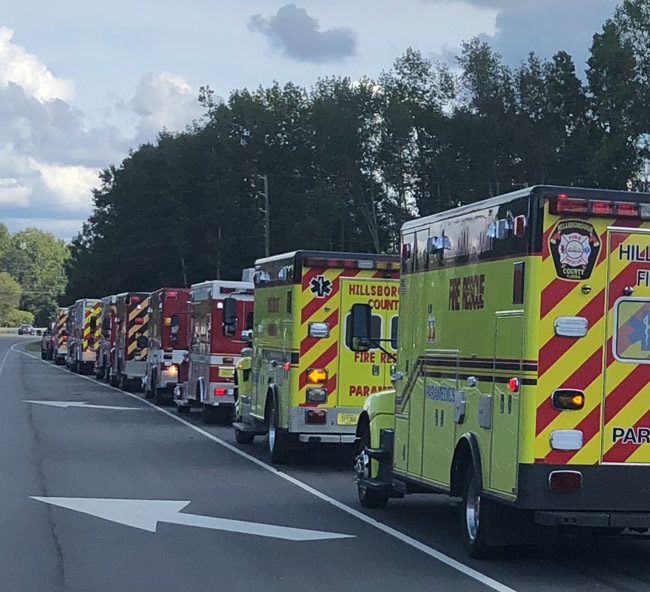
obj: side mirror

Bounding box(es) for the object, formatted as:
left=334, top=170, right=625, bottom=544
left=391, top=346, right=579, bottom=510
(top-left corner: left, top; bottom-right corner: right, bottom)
left=350, top=303, right=372, bottom=352
left=223, top=297, right=237, bottom=337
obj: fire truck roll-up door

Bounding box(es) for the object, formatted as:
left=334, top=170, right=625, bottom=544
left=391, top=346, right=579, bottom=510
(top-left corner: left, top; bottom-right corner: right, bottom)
left=337, top=277, right=398, bottom=414
left=601, top=227, right=650, bottom=464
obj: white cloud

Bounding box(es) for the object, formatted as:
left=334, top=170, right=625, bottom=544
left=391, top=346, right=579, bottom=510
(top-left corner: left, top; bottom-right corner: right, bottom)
left=130, top=72, right=204, bottom=141
left=29, top=159, right=97, bottom=210
left=0, top=27, right=205, bottom=240
left=0, top=26, right=74, bottom=102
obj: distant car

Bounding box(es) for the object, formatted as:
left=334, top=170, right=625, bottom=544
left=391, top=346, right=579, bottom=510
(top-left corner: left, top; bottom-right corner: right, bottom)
left=18, top=324, right=34, bottom=335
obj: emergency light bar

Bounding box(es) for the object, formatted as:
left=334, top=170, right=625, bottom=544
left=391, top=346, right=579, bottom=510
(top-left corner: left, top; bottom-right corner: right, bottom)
left=304, top=257, right=400, bottom=271
left=549, top=193, right=650, bottom=219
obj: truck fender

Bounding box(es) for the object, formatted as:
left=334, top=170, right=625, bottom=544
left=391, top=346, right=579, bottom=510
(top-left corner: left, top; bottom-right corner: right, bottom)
left=450, top=432, right=482, bottom=497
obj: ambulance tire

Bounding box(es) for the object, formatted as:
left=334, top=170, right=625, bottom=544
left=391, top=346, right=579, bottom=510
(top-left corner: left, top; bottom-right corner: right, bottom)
left=460, top=467, right=498, bottom=558
left=176, top=405, right=190, bottom=414
left=267, top=397, right=290, bottom=465
left=109, top=372, right=119, bottom=387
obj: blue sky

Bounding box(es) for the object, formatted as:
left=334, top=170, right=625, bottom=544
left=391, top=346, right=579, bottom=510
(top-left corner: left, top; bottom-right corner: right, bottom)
left=0, top=0, right=618, bottom=240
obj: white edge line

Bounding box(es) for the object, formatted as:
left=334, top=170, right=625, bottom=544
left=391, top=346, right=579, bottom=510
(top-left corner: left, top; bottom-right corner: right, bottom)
left=11, top=343, right=517, bottom=592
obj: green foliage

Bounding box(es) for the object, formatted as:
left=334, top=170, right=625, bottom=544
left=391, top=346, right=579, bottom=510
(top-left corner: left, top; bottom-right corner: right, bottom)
left=0, top=229, right=70, bottom=326
left=66, top=9, right=650, bottom=300
left=6, top=309, right=35, bottom=327
left=0, top=272, right=22, bottom=325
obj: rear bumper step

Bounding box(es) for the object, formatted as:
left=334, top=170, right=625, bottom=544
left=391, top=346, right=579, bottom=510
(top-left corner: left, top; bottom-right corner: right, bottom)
left=232, top=422, right=266, bottom=436
left=535, top=511, right=650, bottom=528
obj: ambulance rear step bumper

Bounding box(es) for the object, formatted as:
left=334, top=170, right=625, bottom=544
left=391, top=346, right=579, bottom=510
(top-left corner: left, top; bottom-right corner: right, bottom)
left=535, top=511, right=650, bottom=529
left=298, top=434, right=356, bottom=444
left=232, top=422, right=266, bottom=436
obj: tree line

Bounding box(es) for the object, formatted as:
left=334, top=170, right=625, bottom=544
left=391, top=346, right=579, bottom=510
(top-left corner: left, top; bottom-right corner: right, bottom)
left=65, top=0, right=650, bottom=302
left=0, top=225, right=69, bottom=326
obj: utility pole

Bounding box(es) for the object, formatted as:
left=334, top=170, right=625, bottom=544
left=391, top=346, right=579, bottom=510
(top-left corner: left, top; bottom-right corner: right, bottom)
left=261, top=174, right=270, bottom=257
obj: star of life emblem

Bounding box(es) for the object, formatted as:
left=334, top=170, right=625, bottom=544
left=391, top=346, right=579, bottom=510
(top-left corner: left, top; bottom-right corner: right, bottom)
left=310, top=275, right=333, bottom=298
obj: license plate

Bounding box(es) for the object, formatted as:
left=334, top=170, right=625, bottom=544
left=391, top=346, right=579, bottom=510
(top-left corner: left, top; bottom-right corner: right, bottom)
left=337, top=412, right=359, bottom=426
left=219, top=367, right=235, bottom=378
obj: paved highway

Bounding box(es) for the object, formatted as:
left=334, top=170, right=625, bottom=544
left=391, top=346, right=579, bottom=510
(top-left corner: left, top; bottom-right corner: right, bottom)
left=2, top=336, right=650, bottom=592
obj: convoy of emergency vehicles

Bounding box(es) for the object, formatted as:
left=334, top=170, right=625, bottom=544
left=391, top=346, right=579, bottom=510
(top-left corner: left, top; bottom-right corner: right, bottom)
left=39, top=185, right=650, bottom=557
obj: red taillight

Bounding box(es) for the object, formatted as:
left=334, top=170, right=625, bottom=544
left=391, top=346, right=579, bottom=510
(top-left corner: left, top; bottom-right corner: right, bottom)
left=282, top=362, right=291, bottom=371
left=62, top=335, right=68, bottom=342
left=552, top=197, right=589, bottom=214
left=165, top=291, right=178, bottom=300
left=130, top=296, right=141, bottom=305
left=134, top=318, right=144, bottom=325
left=508, top=377, right=519, bottom=393
left=549, top=471, right=582, bottom=493
left=214, top=388, right=226, bottom=397
left=306, top=409, right=327, bottom=424
left=616, top=202, right=640, bottom=217
left=590, top=200, right=615, bottom=216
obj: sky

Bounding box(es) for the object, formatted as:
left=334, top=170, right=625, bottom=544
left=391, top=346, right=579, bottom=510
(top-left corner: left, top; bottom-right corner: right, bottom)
left=0, top=0, right=619, bottom=241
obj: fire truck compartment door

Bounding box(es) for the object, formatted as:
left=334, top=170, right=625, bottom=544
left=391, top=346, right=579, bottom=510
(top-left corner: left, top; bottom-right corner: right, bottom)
left=489, top=311, right=523, bottom=496
left=601, top=227, right=650, bottom=464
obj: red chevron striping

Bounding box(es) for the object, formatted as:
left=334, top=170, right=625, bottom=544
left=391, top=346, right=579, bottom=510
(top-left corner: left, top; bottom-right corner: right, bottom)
left=602, top=364, right=650, bottom=428
left=300, top=309, right=339, bottom=357
left=301, top=267, right=323, bottom=291
left=540, top=280, right=577, bottom=319
left=298, top=342, right=338, bottom=390
left=535, top=346, right=604, bottom=436
left=604, top=406, right=650, bottom=463
left=539, top=291, right=606, bottom=376
left=550, top=363, right=650, bottom=465
left=546, top=405, right=601, bottom=465
left=300, top=270, right=361, bottom=325
left=539, top=223, right=628, bottom=320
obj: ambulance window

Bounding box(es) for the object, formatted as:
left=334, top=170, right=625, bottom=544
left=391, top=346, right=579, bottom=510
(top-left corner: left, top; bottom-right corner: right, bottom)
left=613, top=299, right=650, bottom=364
left=286, top=291, right=292, bottom=313
left=402, top=233, right=416, bottom=273
left=416, top=229, right=429, bottom=271
left=246, top=311, right=254, bottom=330
left=390, top=316, right=398, bottom=350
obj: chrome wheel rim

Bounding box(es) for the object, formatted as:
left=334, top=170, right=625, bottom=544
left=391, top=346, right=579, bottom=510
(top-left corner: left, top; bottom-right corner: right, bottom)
left=465, top=477, right=480, bottom=542
left=268, top=411, right=276, bottom=452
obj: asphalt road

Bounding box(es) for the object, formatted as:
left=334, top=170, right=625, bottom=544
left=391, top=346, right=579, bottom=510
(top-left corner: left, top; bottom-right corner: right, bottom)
left=3, top=336, right=650, bottom=592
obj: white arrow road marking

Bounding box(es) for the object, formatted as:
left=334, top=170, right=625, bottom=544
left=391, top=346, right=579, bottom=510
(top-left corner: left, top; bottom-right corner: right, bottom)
left=24, top=400, right=142, bottom=410
left=31, top=497, right=355, bottom=542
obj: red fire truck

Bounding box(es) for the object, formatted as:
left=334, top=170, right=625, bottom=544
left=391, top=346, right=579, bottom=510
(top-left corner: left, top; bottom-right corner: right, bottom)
left=144, top=288, right=191, bottom=405
left=174, top=279, right=254, bottom=423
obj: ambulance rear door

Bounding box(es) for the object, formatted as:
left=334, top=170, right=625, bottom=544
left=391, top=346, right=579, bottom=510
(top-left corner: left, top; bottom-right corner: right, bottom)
left=601, top=227, right=650, bottom=464
left=337, top=277, right=399, bottom=423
